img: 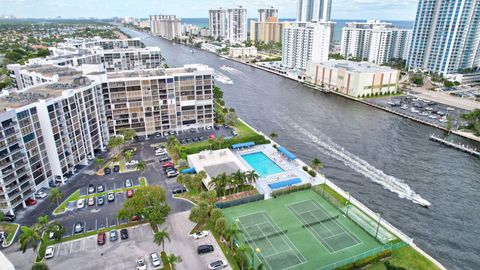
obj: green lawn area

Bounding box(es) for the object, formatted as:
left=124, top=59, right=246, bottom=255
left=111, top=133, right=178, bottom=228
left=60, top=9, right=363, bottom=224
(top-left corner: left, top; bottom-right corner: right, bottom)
left=365, top=246, right=441, bottom=270
left=53, top=177, right=148, bottom=215
left=0, top=223, right=19, bottom=246
left=223, top=189, right=383, bottom=270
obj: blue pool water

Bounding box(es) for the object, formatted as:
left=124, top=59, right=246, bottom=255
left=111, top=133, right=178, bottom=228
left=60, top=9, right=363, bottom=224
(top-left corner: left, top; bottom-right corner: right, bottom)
left=268, top=178, right=302, bottom=189
left=241, top=152, right=284, bottom=177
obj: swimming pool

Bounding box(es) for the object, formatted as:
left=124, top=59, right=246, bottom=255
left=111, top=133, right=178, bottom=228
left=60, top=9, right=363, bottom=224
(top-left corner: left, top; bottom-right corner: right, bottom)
left=241, top=152, right=284, bottom=177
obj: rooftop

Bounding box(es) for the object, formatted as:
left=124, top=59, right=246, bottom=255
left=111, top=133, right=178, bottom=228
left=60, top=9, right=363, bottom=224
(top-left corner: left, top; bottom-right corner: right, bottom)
left=315, top=60, right=397, bottom=73
left=107, top=64, right=212, bottom=80
left=24, top=64, right=82, bottom=79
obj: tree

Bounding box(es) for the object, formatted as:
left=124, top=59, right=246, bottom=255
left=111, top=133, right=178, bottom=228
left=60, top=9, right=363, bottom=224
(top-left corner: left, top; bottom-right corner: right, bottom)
left=224, top=223, right=242, bottom=250
left=166, top=136, right=181, bottom=161
left=19, top=225, right=42, bottom=253
left=135, top=161, right=146, bottom=174
left=231, top=170, right=246, bottom=194
left=108, top=136, right=124, bottom=156
left=236, top=244, right=253, bottom=270
left=94, top=157, right=104, bottom=170
left=215, top=217, right=228, bottom=237
left=199, top=190, right=217, bottom=205
left=245, top=171, right=259, bottom=185
left=123, top=150, right=134, bottom=161
left=119, top=128, right=136, bottom=141
left=224, top=112, right=239, bottom=126
left=210, top=208, right=224, bottom=224
left=269, top=132, right=278, bottom=140
left=189, top=202, right=210, bottom=224
left=0, top=212, right=3, bottom=222
left=49, top=188, right=64, bottom=205
left=31, top=262, right=49, bottom=270
left=118, top=186, right=171, bottom=226
left=153, top=229, right=171, bottom=251
left=215, top=136, right=225, bottom=149
left=209, top=173, right=229, bottom=196
left=37, top=215, right=49, bottom=231
left=446, top=115, right=454, bottom=133
left=310, top=158, right=323, bottom=171
left=167, top=254, right=182, bottom=270
left=47, top=221, right=65, bottom=241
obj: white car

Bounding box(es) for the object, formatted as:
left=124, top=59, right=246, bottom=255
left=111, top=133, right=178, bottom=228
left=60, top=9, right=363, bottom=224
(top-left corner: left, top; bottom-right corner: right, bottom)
left=45, top=246, right=55, bottom=259
left=155, top=150, right=167, bottom=156
left=87, top=154, right=93, bottom=161
left=136, top=258, right=147, bottom=270
left=150, top=252, right=161, bottom=267
left=208, top=260, right=228, bottom=270
left=126, top=160, right=139, bottom=166
left=76, top=199, right=85, bottom=209
left=191, top=230, right=209, bottom=239
left=446, top=107, right=455, bottom=111
left=34, top=191, right=47, bottom=199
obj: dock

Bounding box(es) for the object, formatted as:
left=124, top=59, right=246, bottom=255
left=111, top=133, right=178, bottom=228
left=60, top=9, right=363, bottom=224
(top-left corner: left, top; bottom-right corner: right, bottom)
left=429, top=134, right=480, bottom=157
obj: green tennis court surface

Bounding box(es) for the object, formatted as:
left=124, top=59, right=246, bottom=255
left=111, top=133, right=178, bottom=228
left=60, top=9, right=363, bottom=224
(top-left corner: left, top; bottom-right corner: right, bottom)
left=223, top=190, right=383, bottom=270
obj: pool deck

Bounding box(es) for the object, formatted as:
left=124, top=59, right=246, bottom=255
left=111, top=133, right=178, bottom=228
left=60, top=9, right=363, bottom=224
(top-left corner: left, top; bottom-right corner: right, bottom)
left=233, top=144, right=325, bottom=198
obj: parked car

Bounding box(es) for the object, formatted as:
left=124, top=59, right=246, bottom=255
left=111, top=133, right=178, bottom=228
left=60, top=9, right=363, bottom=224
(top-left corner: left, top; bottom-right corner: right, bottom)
left=136, top=258, right=147, bottom=270
left=166, top=170, right=179, bottom=178
left=45, top=246, right=55, bottom=259
left=127, top=189, right=134, bottom=198
left=150, top=252, right=161, bottom=267
left=206, top=126, right=213, bottom=130
left=162, top=162, right=175, bottom=170
left=76, top=199, right=85, bottom=209
left=97, top=232, right=106, bottom=245
left=34, top=191, right=47, bottom=199
left=107, top=192, right=115, bottom=202
left=97, top=196, right=105, bottom=206
left=113, top=165, right=120, bottom=172
left=104, top=167, right=111, bottom=175
left=190, top=128, right=196, bottom=133
left=2, top=213, right=15, bottom=222
left=87, top=197, right=96, bottom=206
left=208, top=260, right=228, bottom=270
left=74, top=222, right=84, bottom=234
left=97, top=184, right=105, bottom=193
left=158, top=154, right=170, bottom=162
left=120, top=228, right=129, bottom=239
left=110, top=230, right=118, bottom=241
left=88, top=184, right=95, bottom=194
left=131, top=215, right=141, bottom=221
left=126, top=160, right=139, bottom=166
left=48, top=181, right=57, bottom=188
left=231, top=130, right=238, bottom=136
left=190, top=230, right=209, bottom=239
left=25, top=198, right=37, bottom=206
left=155, top=150, right=167, bottom=156
left=172, top=186, right=187, bottom=194
left=87, top=154, right=93, bottom=161
left=197, top=244, right=214, bottom=254
left=125, top=179, right=133, bottom=188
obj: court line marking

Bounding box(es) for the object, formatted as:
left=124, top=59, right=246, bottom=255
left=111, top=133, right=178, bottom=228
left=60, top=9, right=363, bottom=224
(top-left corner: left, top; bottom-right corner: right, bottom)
left=237, top=216, right=274, bottom=270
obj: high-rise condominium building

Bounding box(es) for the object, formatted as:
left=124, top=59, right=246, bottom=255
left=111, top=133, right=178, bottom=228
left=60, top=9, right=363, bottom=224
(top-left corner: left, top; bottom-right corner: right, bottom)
left=258, top=6, right=278, bottom=22
left=282, top=22, right=334, bottom=70
left=149, top=15, right=182, bottom=40
left=297, top=0, right=332, bottom=22
left=209, top=8, right=227, bottom=40
left=250, top=18, right=288, bottom=44
left=340, top=21, right=412, bottom=65
left=407, top=0, right=480, bottom=75
left=226, top=7, right=248, bottom=43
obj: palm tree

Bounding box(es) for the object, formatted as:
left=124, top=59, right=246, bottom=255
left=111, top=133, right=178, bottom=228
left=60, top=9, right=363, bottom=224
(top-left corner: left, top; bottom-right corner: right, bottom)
left=209, top=173, right=228, bottom=196
left=167, top=254, right=182, bottom=270
left=245, top=171, right=259, bottom=185
left=167, top=136, right=181, bottom=160
left=135, top=161, right=146, bottom=174
left=49, top=188, right=64, bottom=205
left=19, top=225, right=42, bottom=253
left=232, top=170, right=246, bottom=194
left=216, top=136, right=225, bottom=149
left=310, top=158, right=323, bottom=171
left=269, top=132, right=278, bottom=140
left=224, top=224, right=242, bottom=250
left=94, top=157, right=104, bottom=170
left=153, top=229, right=171, bottom=251
left=208, top=137, right=215, bottom=150
left=236, top=244, right=253, bottom=270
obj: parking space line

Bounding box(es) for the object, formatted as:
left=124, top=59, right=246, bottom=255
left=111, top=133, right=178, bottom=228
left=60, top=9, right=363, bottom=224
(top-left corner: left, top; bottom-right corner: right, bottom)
left=113, top=182, right=116, bottom=190
left=69, top=241, right=73, bottom=254
left=82, top=236, right=86, bottom=251
left=72, top=224, right=75, bottom=235
left=95, top=219, right=98, bottom=231
left=56, top=243, right=62, bottom=257
left=106, top=217, right=109, bottom=228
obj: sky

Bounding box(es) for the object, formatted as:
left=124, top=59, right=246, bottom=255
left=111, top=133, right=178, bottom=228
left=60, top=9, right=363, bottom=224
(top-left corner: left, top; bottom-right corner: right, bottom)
left=1, top=0, right=418, bottom=21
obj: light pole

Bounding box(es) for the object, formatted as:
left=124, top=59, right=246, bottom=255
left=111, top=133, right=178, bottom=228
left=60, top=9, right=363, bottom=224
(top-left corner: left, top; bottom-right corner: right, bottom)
left=345, top=192, right=351, bottom=215
left=252, top=247, right=261, bottom=268
left=375, top=213, right=382, bottom=239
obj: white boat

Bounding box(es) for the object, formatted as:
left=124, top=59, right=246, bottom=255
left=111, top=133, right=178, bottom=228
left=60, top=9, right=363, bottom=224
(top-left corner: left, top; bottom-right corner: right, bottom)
left=220, top=65, right=232, bottom=71
left=190, top=49, right=195, bottom=53
left=214, top=72, right=233, bottom=85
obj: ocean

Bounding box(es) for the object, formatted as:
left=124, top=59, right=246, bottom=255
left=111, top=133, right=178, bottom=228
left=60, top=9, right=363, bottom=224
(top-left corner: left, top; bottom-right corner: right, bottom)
left=181, top=18, right=414, bottom=42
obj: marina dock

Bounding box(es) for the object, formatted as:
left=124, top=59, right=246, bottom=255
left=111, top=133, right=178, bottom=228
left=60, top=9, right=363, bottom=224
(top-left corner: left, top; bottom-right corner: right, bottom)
left=429, top=134, right=480, bottom=157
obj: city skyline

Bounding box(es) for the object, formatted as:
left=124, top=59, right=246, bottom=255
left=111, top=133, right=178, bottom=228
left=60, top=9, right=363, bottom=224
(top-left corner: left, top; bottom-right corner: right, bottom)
left=1, top=0, right=418, bottom=20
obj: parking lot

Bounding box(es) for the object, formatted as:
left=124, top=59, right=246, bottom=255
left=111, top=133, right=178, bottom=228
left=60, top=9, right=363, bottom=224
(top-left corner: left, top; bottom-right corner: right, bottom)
left=369, top=94, right=469, bottom=128
left=45, top=224, right=161, bottom=270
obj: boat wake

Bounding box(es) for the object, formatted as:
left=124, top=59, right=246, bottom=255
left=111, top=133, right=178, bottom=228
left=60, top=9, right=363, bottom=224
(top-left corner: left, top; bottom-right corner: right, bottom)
left=214, top=72, right=233, bottom=85
left=220, top=65, right=243, bottom=75
left=276, top=112, right=431, bottom=207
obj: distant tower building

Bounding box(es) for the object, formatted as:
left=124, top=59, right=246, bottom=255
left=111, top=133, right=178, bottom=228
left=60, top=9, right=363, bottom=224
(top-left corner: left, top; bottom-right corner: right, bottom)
left=209, top=8, right=227, bottom=40
left=149, top=15, right=182, bottom=40
left=258, top=6, right=278, bottom=22
left=407, top=0, right=480, bottom=75
left=297, top=0, right=332, bottom=22
left=282, top=22, right=334, bottom=70
left=226, top=6, right=248, bottom=43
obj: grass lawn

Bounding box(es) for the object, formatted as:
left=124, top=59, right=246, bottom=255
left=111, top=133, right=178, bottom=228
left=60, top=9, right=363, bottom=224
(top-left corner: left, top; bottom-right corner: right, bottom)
left=0, top=223, right=19, bottom=245
left=177, top=189, right=202, bottom=204
left=204, top=222, right=241, bottom=270
left=53, top=190, right=80, bottom=215
left=234, top=120, right=257, bottom=137
left=365, top=246, right=441, bottom=270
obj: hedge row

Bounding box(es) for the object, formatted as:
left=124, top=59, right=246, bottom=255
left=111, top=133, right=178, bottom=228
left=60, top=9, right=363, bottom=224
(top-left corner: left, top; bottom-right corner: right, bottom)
left=271, top=183, right=312, bottom=198
left=214, top=193, right=265, bottom=209
left=336, top=250, right=392, bottom=270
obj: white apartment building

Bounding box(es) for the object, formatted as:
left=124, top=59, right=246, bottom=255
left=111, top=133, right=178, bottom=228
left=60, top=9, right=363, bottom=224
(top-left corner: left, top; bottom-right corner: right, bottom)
left=209, top=8, right=227, bottom=40
left=340, top=21, right=412, bottom=65
left=226, top=7, right=248, bottom=44
left=258, top=6, right=278, bottom=22
left=306, top=60, right=400, bottom=97
left=297, top=0, right=332, bottom=22
left=407, top=0, right=480, bottom=75
left=229, top=47, right=257, bottom=58
left=282, top=22, right=334, bottom=70
left=149, top=15, right=182, bottom=40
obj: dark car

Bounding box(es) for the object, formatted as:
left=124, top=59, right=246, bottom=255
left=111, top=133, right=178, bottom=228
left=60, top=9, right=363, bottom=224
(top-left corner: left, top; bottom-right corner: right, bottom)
left=197, top=244, right=214, bottom=255
left=97, top=196, right=105, bottom=206
left=120, top=228, right=128, bottom=240
left=192, top=137, right=198, bottom=142
left=159, top=154, right=170, bottom=162
left=186, top=138, right=192, bottom=143
left=189, top=128, right=196, bottom=133
left=109, top=230, right=118, bottom=241
left=180, top=139, right=186, bottom=144
left=97, top=232, right=106, bottom=245
left=172, top=186, right=187, bottom=194
left=214, top=125, right=220, bottom=130
left=113, top=165, right=120, bottom=172
left=2, top=213, right=15, bottom=222
left=48, top=181, right=57, bottom=188
left=104, top=167, right=111, bottom=175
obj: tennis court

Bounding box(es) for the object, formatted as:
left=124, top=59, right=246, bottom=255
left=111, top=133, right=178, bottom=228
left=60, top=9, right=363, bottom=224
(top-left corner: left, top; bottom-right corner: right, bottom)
left=223, top=189, right=383, bottom=270
left=237, top=212, right=306, bottom=270
left=287, top=200, right=361, bottom=253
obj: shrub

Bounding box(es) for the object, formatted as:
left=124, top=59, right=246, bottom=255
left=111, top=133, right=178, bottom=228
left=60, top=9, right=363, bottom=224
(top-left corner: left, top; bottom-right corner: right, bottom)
left=302, top=166, right=309, bottom=172
left=308, top=170, right=317, bottom=177
left=336, top=250, right=392, bottom=270
left=160, top=251, right=172, bottom=270
left=32, top=263, right=49, bottom=270
left=271, top=183, right=312, bottom=198
left=385, top=261, right=407, bottom=270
